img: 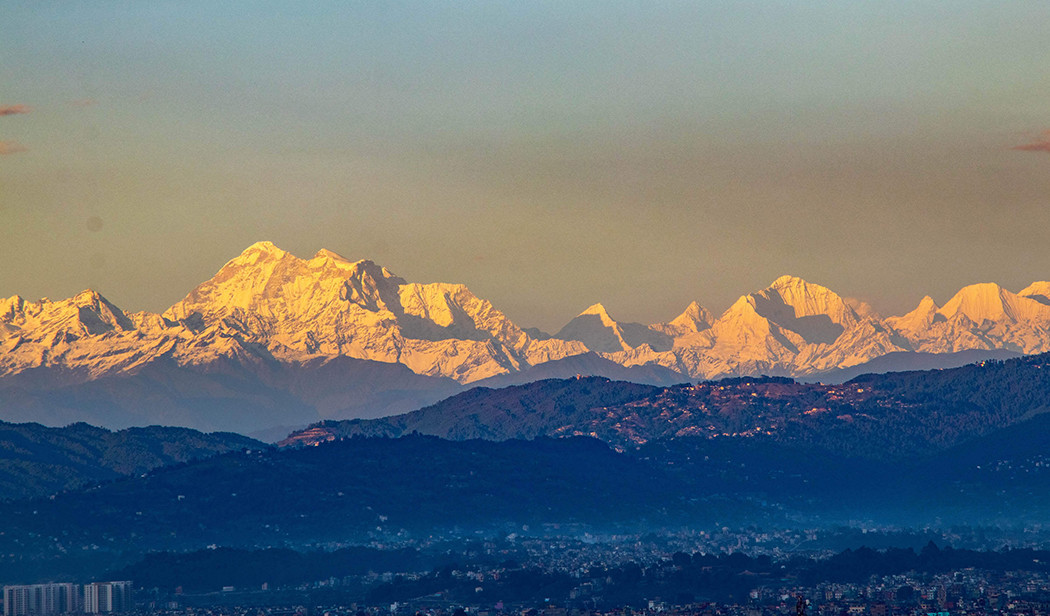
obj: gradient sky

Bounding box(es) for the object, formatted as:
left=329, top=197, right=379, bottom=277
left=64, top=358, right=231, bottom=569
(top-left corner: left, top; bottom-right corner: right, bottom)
left=2, top=2, right=1050, bottom=332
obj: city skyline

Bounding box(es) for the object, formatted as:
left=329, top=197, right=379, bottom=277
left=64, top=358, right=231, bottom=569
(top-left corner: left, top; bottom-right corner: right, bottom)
left=3, top=3, right=1050, bottom=331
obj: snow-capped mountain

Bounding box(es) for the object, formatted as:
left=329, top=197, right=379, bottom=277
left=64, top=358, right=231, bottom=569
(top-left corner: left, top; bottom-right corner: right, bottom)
left=885, top=282, right=1050, bottom=356
left=553, top=303, right=673, bottom=353
left=0, top=242, right=587, bottom=387
left=0, top=289, right=187, bottom=382
left=602, top=275, right=1050, bottom=380
left=1021, top=281, right=1050, bottom=305
left=162, top=241, right=585, bottom=382
left=2, top=241, right=1050, bottom=431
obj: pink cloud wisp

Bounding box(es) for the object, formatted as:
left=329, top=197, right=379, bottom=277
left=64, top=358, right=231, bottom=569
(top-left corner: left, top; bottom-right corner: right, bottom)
left=0, top=141, right=28, bottom=155
left=0, top=104, right=31, bottom=116
left=1013, top=130, right=1050, bottom=153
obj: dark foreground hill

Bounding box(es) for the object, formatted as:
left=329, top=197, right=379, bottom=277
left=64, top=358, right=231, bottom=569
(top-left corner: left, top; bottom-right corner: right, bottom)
left=0, top=421, right=261, bottom=500
left=0, top=436, right=724, bottom=563
left=4, top=353, right=1050, bottom=581
left=279, top=377, right=662, bottom=446
left=282, top=352, right=1050, bottom=461
left=3, top=409, right=1050, bottom=577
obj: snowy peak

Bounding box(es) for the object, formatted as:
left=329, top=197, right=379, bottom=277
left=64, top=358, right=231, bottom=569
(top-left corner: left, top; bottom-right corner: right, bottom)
left=880, top=283, right=1050, bottom=358
left=397, top=282, right=499, bottom=336
left=762, top=275, right=858, bottom=324
left=2, top=243, right=1050, bottom=391
left=657, top=301, right=713, bottom=335
left=733, top=276, right=858, bottom=345
left=165, top=243, right=405, bottom=324
left=0, top=289, right=134, bottom=339
left=937, top=283, right=1050, bottom=324
left=886, top=295, right=941, bottom=333
left=580, top=303, right=617, bottom=325
left=681, top=277, right=883, bottom=379
left=70, top=289, right=136, bottom=334
left=1020, top=281, right=1050, bottom=306
left=554, top=303, right=672, bottom=353
left=154, top=242, right=588, bottom=383
left=938, top=283, right=1007, bottom=322
left=166, top=241, right=297, bottom=320
left=339, top=259, right=406, bottom=313
left=232, top=240, right=289, bottom=265
left=311, top=248, right=352, bottom=264
left=769, top=274, right=808, bottom=290
left=555, top=304, right=632, bottom=353
left=680, top=300, right=713, bottom=323
left=710, top=295, right=776, bottom=340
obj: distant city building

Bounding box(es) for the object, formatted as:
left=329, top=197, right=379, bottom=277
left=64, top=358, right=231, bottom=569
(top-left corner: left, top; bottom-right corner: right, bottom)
left=2, top=582, right=130, bottom=616
left=83, top=582, right=132, bottom=614
left=3, top=583, right=78, bottom=616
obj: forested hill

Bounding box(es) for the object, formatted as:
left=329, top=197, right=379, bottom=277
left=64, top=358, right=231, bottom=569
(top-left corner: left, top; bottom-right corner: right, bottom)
left=2, top=420, right=1049, bottom=582
left=0, top=435, right=706, bottom=559
left=282, top=353, right=1050, bottom=461
left=0, top=421, right=262, bottom=500
left=279, top=377, right=662, bottom=445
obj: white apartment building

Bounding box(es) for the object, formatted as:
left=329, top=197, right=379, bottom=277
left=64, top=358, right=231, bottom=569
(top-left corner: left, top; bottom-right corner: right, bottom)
left=2, top=583, right=78, bottom=616
left=3, top=581, right=129, bottom=616
left=83, top=582, right=132, bottom=614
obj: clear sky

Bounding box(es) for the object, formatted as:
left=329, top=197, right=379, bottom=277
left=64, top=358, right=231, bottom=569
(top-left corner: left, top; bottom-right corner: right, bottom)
left=2, top=2, right=1049, bottom=332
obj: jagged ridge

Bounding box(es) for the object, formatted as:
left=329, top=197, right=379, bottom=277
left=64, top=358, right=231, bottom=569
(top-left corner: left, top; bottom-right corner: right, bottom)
left=2, top=242, right=1050, bottom=431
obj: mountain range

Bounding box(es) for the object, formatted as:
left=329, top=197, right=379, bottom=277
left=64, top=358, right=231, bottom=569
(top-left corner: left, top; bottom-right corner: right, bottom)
left=2, top=241, right=1049, bottom=433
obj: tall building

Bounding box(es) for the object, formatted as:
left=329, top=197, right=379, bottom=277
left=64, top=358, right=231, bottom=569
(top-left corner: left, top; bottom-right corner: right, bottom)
left=3, top=583, right=78, bottom=616
left=83, top=583, right=102, bottom=614
left=3, top=581, right=129, bottom=616
left=3, top=586, right=28, bottom=616
left=83, top=582, right=132, bottom=614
